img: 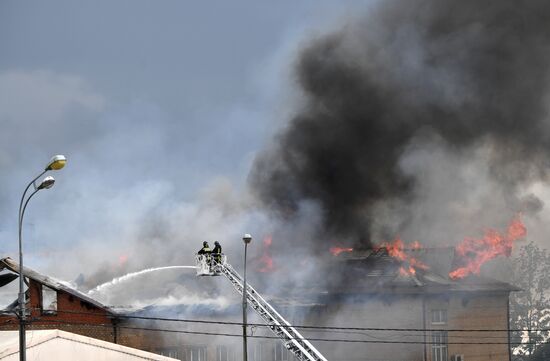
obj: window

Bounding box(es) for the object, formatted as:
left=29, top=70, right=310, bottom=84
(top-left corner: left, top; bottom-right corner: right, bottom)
left=250, top=342, right=265, bottom=361
left=432, top=331, right=448, bottom=361
left=158, top=348, right=180, bottom=359
left=431, top=309, right=447, bottom=325
left=41, top=285, right=57, bottom=315
left=274, top=342, right=290, bottom=361
left=217, top=345, right=235, bottom=361
left=186, top=346, right=207, bottom=361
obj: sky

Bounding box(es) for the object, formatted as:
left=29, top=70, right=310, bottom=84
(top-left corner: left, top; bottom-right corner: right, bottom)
left=0, top=1, right=377, bottom=287
left=2, top=0, right=550, bottom=309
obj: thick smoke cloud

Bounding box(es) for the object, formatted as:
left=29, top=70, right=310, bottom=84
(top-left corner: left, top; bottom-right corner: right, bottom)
left=250, top=0, right=550, bottom=247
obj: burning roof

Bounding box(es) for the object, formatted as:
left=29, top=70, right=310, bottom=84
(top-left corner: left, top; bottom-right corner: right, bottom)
left=299, top=247, right=519, bottom=298
left=325, top=216, right=526, bottom=283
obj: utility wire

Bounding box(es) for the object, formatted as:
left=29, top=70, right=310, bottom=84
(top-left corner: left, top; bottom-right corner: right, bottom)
left=306, top=328, right=526, bottom=341
left=28, top=308, right=530, bottom=342
left=35, top=308, right=550, bottom=333
left=30, top=318, right=542, bottom=346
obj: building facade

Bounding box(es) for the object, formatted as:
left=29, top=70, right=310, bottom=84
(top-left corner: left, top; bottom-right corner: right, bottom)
left=0, top=250, right=517, bottom=361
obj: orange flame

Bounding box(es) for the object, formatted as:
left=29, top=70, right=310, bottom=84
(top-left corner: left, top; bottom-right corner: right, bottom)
left=257, top=236, right=274, bottom=273
left=378, top=238, right=428, bottom=275
left=449, top=216, right=527, bottom=279
left=399, top=266, right=417, bottom=276
left=118, top=254, right=128, bottom=266
left=330, top=246, right=354, bottom=256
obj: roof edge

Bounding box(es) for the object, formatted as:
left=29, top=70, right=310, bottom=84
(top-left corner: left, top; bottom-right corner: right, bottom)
left=0, top=257, right=115, bottom=314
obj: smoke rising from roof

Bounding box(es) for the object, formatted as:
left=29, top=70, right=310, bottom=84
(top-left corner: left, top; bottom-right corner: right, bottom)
left=250, top=0, right=550, bottom=247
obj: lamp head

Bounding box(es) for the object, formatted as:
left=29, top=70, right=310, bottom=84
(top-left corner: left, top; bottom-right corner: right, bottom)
left=37, top=176, right=55, bottom=190
left=45, top=155, right=67, bottom=171
left=242, top=233, right=252, bottom=244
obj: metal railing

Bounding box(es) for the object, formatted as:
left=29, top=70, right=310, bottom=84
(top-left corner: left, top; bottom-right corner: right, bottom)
left=215, top=260, right=328, bottom=361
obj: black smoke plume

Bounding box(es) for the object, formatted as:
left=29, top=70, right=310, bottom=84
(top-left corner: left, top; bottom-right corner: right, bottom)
left=250, top=0, right=550, bottom=247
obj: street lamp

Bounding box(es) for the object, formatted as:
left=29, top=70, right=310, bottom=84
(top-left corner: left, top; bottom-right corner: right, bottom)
left=18, top=155, right=66, bottom=361
left=37, top=176, right=55, bottom=190
left=242, top=233, right=252, bottom=361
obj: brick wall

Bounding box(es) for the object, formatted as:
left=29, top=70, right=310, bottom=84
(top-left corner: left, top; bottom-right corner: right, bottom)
left=0, top=279, right=117, bottom=343
left=425, top=292, right=510, bottom=361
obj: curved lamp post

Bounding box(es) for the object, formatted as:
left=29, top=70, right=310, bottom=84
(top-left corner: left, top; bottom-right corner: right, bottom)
left=18, top=155, right=66, bottom=361
left=242, top=233, right=252, bottom=361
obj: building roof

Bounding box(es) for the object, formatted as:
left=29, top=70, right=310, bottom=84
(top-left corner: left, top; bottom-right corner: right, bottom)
left=0, top=329, right=177, bottom=360
left=0, top=257, right=113, bottom=314
left=293, top=247, right=519, bottom=298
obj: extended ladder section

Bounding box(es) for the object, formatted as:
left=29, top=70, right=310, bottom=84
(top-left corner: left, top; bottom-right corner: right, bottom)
left=213, top=260, right=328, bottom=361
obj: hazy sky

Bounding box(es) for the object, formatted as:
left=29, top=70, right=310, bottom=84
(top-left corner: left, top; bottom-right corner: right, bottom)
left=0, top=1, right=378, bottom=284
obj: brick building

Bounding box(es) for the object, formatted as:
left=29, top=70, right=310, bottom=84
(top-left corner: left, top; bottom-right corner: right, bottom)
left=0, top=257, right=119, bottom=342
left=285, top=248, right=519, bottom=361
left=0, top=250, right=518, bottom=361
left=111, top=248, right=519, bottom=361
left=0, top=257, right=249, bottom=360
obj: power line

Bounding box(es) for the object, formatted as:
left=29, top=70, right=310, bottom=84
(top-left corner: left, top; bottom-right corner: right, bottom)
left=32, top=319, right=542, bottom=346
left=307, top=328, right=526, bottom=341
left=36, top=308, right=550, bottom=334
left=26, top=308, right=532, bottom=342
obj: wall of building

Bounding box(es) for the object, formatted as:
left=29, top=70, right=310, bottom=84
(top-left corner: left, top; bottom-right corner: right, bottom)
left=0, top=280, right=116, bottom=343
left=113, top=313, right=291, bottom=361
left=299, top=294, right=426, bottom=361
left=294, top=292, right=512, bottom=361
left=425, top=293, right=510, bottom=361
left=105, top=292, right=512, bottom=361
left=0, top=278, right=513, bottom=361
left=115, top=317, right=248, bottom=361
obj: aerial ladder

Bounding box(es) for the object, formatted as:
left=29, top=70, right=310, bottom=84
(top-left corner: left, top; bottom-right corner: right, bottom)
left=195, top=254, right=328, bottom=361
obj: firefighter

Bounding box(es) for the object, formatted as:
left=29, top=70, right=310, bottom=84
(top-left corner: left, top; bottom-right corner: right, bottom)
left=198, top=241, right=211, bottom=263
left=212, top=241, right=222, bottom=264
